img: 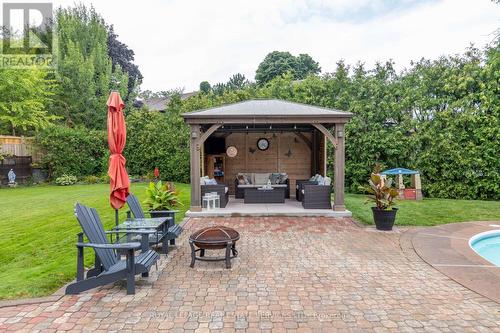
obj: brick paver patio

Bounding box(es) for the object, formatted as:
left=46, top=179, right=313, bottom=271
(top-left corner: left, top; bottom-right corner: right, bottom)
left=1, top=217, right=499, bottom=332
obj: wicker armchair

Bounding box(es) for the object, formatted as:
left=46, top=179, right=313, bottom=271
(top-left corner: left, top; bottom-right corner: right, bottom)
left=295, top=180, right=318, bottom=201
left=301, top=184, right=332, bottom=209
left=201, top=184, right=229, bottom=208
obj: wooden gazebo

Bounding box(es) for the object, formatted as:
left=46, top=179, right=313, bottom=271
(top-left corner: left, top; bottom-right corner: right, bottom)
left=182, top=99, right=353, bottom=212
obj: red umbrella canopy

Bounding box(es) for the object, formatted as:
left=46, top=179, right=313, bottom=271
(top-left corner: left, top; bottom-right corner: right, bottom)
left=107, top=91, right=130, bottom=209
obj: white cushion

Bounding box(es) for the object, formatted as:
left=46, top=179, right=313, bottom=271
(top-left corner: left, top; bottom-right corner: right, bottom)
left=254, top=173, right=271, bottom=185
left=238, top=184, right=256, bottom=188
left=206, top=178, right=218, bottom=185
left=324, top=176, right=332, bottom=186
left=225, top=186, right=229, bottom=193
left=200, top=176, right=209, bottom=185
left=301, top=189, right=304, bottom=194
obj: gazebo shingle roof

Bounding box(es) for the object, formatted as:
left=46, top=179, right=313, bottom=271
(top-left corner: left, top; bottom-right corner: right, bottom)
left=182, top=99, right=352, bottom=121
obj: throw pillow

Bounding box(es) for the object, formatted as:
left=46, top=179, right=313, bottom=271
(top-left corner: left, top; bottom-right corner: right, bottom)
left=309, top=174, right=320, bottom=182
left=207, top=178, right=218, bottom=185
left=316, top=175, right=325, bottom=185
left=237, top=175, right=246, bottom=185
left=324, top=176, right=332, bottom=186
left=237, top=173, right=251, bottom=184
left=270, top=173, right=281, bottom=184
left=278, top=173, right=289, bottom=184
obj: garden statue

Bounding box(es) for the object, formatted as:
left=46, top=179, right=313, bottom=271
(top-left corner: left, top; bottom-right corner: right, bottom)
left=8, top=169, right=17, bottom=187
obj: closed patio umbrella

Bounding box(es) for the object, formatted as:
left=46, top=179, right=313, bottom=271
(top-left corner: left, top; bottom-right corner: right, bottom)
left=107, top=91, right=130, bottom=226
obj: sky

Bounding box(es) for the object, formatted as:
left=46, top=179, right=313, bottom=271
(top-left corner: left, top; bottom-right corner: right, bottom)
left=26, top=0, right=500, bottom=92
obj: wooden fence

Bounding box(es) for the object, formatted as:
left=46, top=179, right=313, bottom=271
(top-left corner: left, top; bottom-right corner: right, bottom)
left=0, top=135, right=43, bottom=163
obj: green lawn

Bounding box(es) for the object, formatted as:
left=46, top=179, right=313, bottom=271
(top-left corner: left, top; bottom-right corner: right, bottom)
left=345, top=194, right=500, bottom=226
left=0, top=183, right=499, bottom=300
left=0, top=182, right=190, bottom=300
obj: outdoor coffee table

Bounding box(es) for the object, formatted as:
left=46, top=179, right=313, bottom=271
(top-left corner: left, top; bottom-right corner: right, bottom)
left=189, top=226, right=240, bottom=269
left=244, top=187, right=285, bottom=203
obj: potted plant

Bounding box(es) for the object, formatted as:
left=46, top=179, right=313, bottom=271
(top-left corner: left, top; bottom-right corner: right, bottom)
left=360, top=166, right=399, bottom=231
left=143, top=181, right=182, bottom=223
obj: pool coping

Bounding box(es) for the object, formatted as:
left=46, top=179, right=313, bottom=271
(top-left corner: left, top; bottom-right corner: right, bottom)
left=411, top=221, right=500, bottom=304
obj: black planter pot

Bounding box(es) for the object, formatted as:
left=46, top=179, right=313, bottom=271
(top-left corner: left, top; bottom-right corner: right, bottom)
left=371, top=207, right=398, bottom=231
left=149, top=210, right=176, bottom=227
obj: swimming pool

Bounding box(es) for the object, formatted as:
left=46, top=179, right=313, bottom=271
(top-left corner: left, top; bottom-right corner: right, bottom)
left=469, top=230, right=500, bottom=266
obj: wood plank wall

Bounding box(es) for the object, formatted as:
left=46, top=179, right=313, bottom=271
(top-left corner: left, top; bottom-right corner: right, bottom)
left=211, top=132, right=316, bottom=195
left=0, top=136, right=43, bottom=163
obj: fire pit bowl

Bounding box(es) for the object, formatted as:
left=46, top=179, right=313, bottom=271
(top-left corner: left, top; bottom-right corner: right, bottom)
left=189, top=226, right=240, bottom=268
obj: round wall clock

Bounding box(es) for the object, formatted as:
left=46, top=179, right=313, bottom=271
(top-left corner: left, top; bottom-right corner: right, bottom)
left=257, top=138, right=269, bottom=151
left=226, top=145, right=238, bottom=157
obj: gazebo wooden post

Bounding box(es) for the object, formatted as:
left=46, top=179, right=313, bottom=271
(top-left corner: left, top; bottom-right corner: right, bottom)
left=333, top=123, right=345, bottom=211
left=190, top=124, right=202, bottom=211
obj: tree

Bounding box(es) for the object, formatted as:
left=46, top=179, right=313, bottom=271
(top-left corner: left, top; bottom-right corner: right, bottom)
left=255, top=51, right=321, bottom=85
left=199, top=81, right=211, bottom=94
left=107, top=25, right=143, bottom=101
left=227, top=73, right=247, bottom=90
left=53, top=5, right=129, bottom=129
left=0, top=68, right=57, bottom=135
left=212, top=83, right=226, bottom=96
left=255, top=51, right=297, bottom=85
left=295, top=54, right=321, bottom=80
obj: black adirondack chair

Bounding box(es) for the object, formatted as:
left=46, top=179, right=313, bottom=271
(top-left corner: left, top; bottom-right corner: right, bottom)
left=65, top=203, right=160, bottom=295
left=126, top=193, right=183, bottom=248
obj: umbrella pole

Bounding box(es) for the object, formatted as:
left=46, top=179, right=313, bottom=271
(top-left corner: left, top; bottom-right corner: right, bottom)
left=115, top=209, right=119, bottom=243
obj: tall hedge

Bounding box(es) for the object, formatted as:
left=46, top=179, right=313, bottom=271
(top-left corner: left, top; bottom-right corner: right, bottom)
left=36, top=126, right=107, bottom=178
left=35, top=43, right=499, bottom=200
left=174, top=44, right=498, bottom=200
left=124, top=97, right=190, bottom=183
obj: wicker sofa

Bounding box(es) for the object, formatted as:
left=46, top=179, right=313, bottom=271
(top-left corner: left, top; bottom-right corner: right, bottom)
left=234, top=172, right=290, bottom=199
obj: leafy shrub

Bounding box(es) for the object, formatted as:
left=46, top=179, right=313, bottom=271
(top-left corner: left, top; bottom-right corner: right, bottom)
left=359, top=165, right=398, bottom=210
left=124, top=109, right=190, bottom=183
left=55, top=174, right=78, bottom=186
left=99, top=174, right=110, bottom=183
left=80, top=174, right=110, bottom=184
left=82, top=175, right=99, bottom=184
left=143, top=181, right=182, bottom=210
left=36, top=125, right=107, bottom=179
